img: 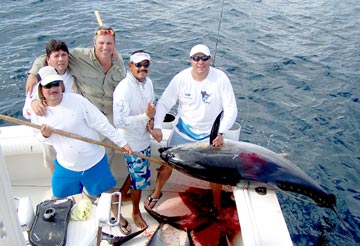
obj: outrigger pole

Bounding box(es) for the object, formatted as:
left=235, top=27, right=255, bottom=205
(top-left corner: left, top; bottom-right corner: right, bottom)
left=94, top=10, right=103, bottom=27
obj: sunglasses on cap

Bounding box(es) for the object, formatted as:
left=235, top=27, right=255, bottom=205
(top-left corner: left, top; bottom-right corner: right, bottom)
left=191, top=55, right=211, bottom=62
left=133, top=62, right=150, bottom=68
left=95, top=29, right=115, bottom=36
left=43, top=80, right=61, bottom=89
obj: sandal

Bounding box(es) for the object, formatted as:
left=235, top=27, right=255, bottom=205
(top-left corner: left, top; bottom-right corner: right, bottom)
left=119, top=219, right=132, bottom=235
left=145, top=192, right=163, bottom=209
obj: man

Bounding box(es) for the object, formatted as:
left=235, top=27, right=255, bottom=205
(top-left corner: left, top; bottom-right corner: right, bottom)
left=113, top=50, right=155, bottom=229
left=25, top=26, right=126, bottom=160
left=22, top=39, right=77, bottom=174
left=145, top=44, right=238, bottom=212
left=32, top=66, right=132, bottom=235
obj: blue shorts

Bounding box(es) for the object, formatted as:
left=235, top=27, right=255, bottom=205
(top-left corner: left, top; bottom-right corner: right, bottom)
left=124, top=146, right=151, bottom=190
left=52, top=155, right=116, bottom=198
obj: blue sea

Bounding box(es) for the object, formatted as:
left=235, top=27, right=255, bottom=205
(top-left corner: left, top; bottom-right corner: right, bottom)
left=0, top=0, right=359, bottom=245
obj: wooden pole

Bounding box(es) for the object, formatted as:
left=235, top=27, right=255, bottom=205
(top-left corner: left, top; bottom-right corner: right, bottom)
left=0, top=114, right=165, bottom=166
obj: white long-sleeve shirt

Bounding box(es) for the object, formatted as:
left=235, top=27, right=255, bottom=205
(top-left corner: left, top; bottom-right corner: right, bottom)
left=154, top=66, right=238, bottom=139
left=31, top=93, right=127, bottom=171
left=113, top=72, right=154, bottom=151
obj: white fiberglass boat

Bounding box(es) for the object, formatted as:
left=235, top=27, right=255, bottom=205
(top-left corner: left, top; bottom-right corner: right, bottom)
left=0, top=117, right=292, bottom=245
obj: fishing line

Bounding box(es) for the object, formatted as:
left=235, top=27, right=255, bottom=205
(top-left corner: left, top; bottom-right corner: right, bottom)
left=212, top=0, right=250, bottom=138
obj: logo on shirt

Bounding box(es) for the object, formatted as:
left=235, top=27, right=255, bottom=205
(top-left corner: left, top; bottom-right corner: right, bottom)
left=201, top=90, right=211, bottom=104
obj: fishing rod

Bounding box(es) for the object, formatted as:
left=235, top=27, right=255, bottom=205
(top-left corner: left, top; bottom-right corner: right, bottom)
left=212, top=0, right=226, bottom=67
left=211, top=0, right=249, bottom=135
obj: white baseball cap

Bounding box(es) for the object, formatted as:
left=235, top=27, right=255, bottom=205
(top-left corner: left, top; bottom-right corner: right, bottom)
left=38, top=66, right=62, bottom=86
left=189, top=44, right=211, bottom=57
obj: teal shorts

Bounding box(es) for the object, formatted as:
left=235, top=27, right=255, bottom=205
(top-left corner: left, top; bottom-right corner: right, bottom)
left=124, top=146, right=151, bottom=190
left=52, top=154, right=116, bottom=198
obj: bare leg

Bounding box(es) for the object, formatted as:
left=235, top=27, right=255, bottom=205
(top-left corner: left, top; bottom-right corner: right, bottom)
left=131, top=189, right=147, bottom=229
left=144, top=165, right=172, bottom=209
left=210, top=182, right=222, bottom=210
left=119, top=175, right=131, bottom=203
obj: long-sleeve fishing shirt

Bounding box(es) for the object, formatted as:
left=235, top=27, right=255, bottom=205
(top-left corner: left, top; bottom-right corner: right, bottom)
left=31, top=93, right=127, bottom=171
left=154, top=66, right=238, bottom=140
left=113, top=72, right=154, bottom=152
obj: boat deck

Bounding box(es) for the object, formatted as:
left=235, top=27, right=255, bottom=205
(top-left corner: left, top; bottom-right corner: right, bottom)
left=1, top=125, right=292, bottom=246
left=12, top=177, right=216, bottom=245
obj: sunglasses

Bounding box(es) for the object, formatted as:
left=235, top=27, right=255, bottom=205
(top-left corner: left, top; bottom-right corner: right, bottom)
left=134, top=62, right=150, bottom=68
left=191, top=55, right=211, bottom=62
left=43, top=80, right=61, bottom=89
left=96, top=29, right=115, bottom=36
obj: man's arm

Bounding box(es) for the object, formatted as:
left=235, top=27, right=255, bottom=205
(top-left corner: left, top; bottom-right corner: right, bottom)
left=25, top=55, right=46, bottom=95
left=25, top=74, right=38, bottom=95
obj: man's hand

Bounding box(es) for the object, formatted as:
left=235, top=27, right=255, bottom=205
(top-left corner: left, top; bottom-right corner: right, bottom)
left=150, top=128, right=163, bottom=143
left=31, top=99, right=47, bottom=116
left=121, top=144, right=132, bottom=155
left=40, top=124, right=52, bottom=138
left=212, top=133, right=224, bottom=147
left=145, top=102, right=156, bottom=119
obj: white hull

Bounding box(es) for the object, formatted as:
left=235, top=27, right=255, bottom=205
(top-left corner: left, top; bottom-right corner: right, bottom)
left=0, top=124, right=292, bottom=245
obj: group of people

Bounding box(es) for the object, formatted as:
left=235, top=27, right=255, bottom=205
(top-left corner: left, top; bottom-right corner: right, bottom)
left=23, top=25, right=238, bottom=234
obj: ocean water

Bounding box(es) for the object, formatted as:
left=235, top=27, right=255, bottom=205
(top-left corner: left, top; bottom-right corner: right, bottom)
left=0, top=0, right=359, bottom=245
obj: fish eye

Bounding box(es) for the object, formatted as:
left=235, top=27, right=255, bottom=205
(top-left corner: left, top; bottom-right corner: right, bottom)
left=255, top=187, right=267, bottom=195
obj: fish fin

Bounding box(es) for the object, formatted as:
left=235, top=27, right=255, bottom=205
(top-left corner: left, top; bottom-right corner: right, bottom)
left=145, top=204, right=192, bottom=224
left=187, top=230, right=195, bottom=246
left=331, top=205, right=351, bottom=234
left=210, top=111, right=223, bottom=145
left=146, top=223, right=162, bottom=246
left=107, top=225, right=147, bottom=245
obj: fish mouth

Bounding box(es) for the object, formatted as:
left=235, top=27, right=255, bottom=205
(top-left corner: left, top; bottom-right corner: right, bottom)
left=159, top=147, right=174, bottom=162
left=158, top=147, right=171, bottom=154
